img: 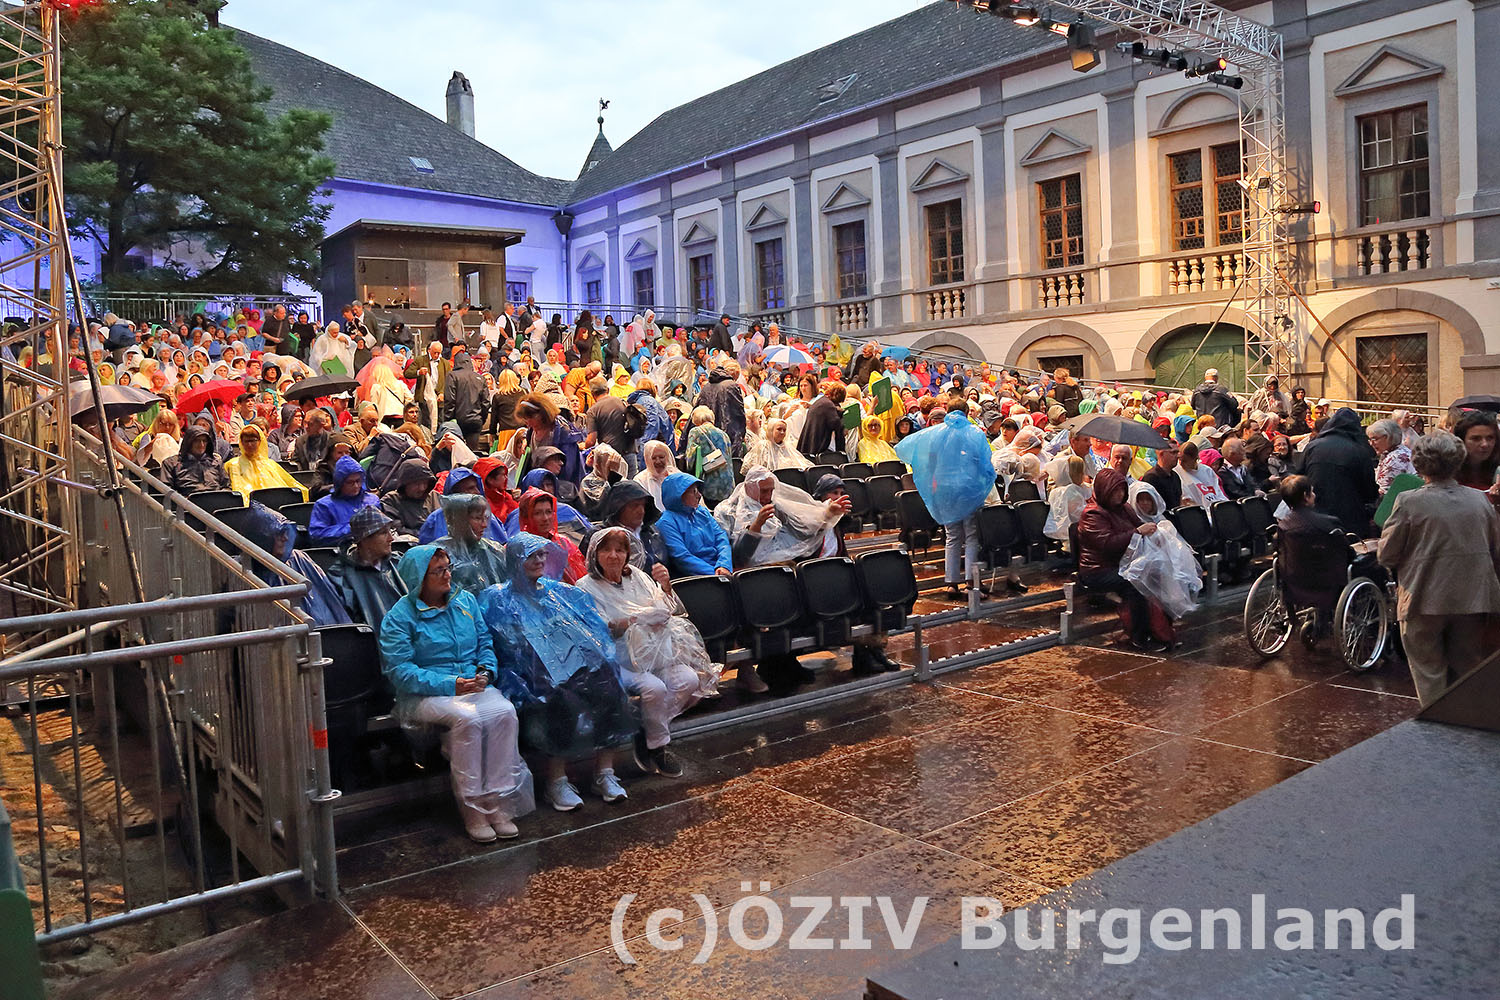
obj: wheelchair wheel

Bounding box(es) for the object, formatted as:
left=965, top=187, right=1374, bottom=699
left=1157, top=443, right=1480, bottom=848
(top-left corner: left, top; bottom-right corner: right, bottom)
left=1243, top=568, right=1292, bottom=657
left=1333, top=577, right=1388, bottom=672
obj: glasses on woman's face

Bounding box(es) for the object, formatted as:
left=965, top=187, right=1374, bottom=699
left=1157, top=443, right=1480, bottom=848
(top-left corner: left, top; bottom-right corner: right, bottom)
left=426, top=562, right=452, bottom=579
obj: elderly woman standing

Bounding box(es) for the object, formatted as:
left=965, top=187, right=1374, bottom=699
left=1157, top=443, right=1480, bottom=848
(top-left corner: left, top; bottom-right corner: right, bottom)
left=1377, top=431, right=1500, bottom=706
left=682, top=405, right=734, bottom=507
left=1366, top=418, right=1416, bottom=497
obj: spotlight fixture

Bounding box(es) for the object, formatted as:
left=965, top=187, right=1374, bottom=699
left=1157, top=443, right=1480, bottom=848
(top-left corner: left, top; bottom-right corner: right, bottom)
left=1123, top=42, right=1188, bottom=71
left=1279, top=201, right=1322, bottom=216
left=1185, top=57, right=1229, bottom=79
left=994, top=3, right=1042, bottom=23
left=1044, top=20, right=1099, bottom=73
left=1207, top=72, right=1244, bottom=89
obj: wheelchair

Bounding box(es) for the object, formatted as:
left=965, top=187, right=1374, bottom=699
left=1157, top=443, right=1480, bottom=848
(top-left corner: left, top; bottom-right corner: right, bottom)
left=1242, top=527, right=1392, bottom=671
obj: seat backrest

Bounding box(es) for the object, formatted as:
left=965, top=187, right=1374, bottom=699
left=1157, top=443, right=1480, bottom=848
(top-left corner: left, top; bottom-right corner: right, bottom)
left=1211, top=500, right=1250, bottom=542
left=280, top=502, right=317, bottom=531
left=303, top=547, right=341, bottom=573
left=816, top=451, right=846, bottom=466
left=1240, top=495, right=1273, bottom=535
left=797, top=557, right=864, bottom=618
left=977, top=503, right=1020, bottom=551
left=1005, top=480, right=1042, bottom=504
left=314, top=623, right=381, bottom=705
left=192, top=489, right=245, bottom=514
left=840, top=462, right=874, bottom=481
left=804, top=464, right=841, bottom=489
left=841, top=479, right=872, bottom=517
left=896, top=490, right=938, bottom=533
left=732, top=566, right=804, bottom=630
left=855, top=548, right=918, bottom=610
left=291, top=470, right=320, bottom=489
left=672, top=574, right=742, bottom=643
left=250, top=487, right=304, bottom=512
left=773, top=467, right=807, bottom=493
left=1278, top=527, right=1352, bottom=604
left=210, top=506, right=261, bottom=554
left=1169, top=505, right=1215, bottom=549
left=1014, top=500, right=1050, bottom=542
left=873, top=460, right=906, bottom=479
left=865, top=476, right=902, bottom=515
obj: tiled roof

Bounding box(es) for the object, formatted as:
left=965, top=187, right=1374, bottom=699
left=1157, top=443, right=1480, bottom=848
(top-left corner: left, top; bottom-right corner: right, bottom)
left=578, top=129, right=614, bottom=180
left=231, top=28, right=573, bottom=207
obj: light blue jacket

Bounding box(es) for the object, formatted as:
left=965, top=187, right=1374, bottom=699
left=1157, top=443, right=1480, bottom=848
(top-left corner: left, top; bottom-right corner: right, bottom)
left=378, top=544, right=497, bottom=697
left=654, top=472, right=732, bottom=576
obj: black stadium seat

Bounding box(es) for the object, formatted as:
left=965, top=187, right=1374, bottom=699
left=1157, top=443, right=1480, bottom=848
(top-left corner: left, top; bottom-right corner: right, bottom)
left=1168, top=505, right=1216, bottom=555
left=840, top=479, right=872, bottom=531
left=302, top=547, right=341, bottom=573
left=190, top=489, right=245, bottom=514
left=872, top=460, right=906, bottom=479
left=291, top=470, right=320, bottom=490
left=1014, top=499, right=1051, bottom=561
left=773, top=467, right=807, bottom=493
left=977, top=503, right=1021, bottom=569
left=209, top=505, right=260, bottom=555
left=840, top=462, right=874, bottom=481
left=314, top=624, right=384, bottom=790
left=1239, top=495, right=1275, bottom=552
left=864, top=475, right=902, bottom=530
left=279, top=502, right=317, bottom=542
left=250, top=486, right=305, bottom=511
left=816, top=451, right=846, bottom=467
left=798, top=557, right=863, bottom=647
left=855, top=548, right=919, bottom=632
left=804, top=464, right=841, bottom=491
left=673, top=574, right=742, bottom=662
left=732, top=565, right=807, bottom=658
left=896, top=489, right=939, bottom=552
left=1211, top=499, right=1252, bottom=564
left=1004, top=479, right=1042, bottom=504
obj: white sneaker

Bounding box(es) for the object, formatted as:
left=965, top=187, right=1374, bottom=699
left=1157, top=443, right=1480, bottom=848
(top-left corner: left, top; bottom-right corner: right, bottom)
left=592, top=768, right=628, bottom=803
left=490, top=817, right=519, bottom=839
left=547, top=777, right=582, bottom=812
left=466, top=822, right=497, bottom=844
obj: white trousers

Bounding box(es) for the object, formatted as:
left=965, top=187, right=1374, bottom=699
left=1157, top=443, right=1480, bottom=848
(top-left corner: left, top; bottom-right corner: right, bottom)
left=622, top=665, right=701, bottom=749
left=410, top=687, right=532, bottom=826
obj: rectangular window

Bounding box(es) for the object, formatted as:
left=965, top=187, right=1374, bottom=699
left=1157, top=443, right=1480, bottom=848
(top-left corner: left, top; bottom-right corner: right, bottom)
left=833, top=221, right=868, bottom=299
left=583, top=278, right=602, bottom=306
left=1169, top=150, right=1205, bottom=251
left=1038, top=174, right=1084, bottom=269
left=689, top=253, right=716, bottom=314
left=632, top=267, right=654, bottom=309
left=1212, top=142, right=1245, bottom=246
left=1356, top=332, right=1429, bottom=407
left=505, top=280, right=529, bottom=306
left=754, top=238, right=786, bottom=310
left=1359, top=105, right=1430, bottom=225
left=925, top=199, right=965, bottom=286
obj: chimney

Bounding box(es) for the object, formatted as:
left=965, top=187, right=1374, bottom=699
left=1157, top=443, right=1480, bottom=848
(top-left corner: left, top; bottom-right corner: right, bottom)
left=445, top=71, right=475, bottom=138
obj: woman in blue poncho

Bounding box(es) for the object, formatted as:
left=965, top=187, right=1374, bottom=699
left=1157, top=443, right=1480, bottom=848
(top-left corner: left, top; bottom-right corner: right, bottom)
left=896, top=410, right=996, bottom=601
left=479, top=533, right=636, bottom=812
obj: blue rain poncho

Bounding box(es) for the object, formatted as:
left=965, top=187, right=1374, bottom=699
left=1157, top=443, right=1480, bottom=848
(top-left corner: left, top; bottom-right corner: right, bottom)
left=478, top=533, right=635, bottom=757
left=433, top=493, right=509, bottom=595
left=239, top=502, right=352, bottom=628
left=895, top=411, right=994, bottom=525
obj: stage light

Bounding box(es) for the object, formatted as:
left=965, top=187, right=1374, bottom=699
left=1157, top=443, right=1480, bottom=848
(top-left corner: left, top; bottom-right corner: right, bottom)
left=1186, top=57, right=1228, bottom=79
left=1208, top=72, right=1244, bottom=89
left=995, top=3, right=1042, bottom=24
left=1279, top=201, right=1321, bottom=215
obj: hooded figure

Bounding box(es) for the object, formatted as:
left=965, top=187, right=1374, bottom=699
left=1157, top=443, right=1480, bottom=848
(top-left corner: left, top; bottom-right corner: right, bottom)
left=654, top=472, right=732, bottom=577
left=696, top=363, right=746, bottom=453
left=474, top=455, right=519, bottom=523
left=226, top=423, right=307, bottom=501
left=379, top=544, right=534, bottom=840
left=714, top=466, right=840, bottom=567
left=161, top=425, right=230, bottom=495
left=516, top=486, right=587, bottom=583
left=478, top=533, right=636, bottom=761
left=309, top=454, right=382, bottom=543
left=433, top=493, right=509, bottom=593
left=742, top=417, right=811, bottom=472
left=502, top=468, right=591, bottom=543
left=418, top=467, right=509, bottom=545
left=1301, top=406, right=1379, bottom=535
left=1128, top=480, right=1167, bottom=524
left=380, top=457, right=438, bottom=533
left=598, top=479, right=668, bottom=571
left=857, top=415, right=901, bottom=465
left=266, top=402, right=302, bottom=456
left=239, top=503, right=350, bottom=628
left=633, top=440, right=679, bottom=510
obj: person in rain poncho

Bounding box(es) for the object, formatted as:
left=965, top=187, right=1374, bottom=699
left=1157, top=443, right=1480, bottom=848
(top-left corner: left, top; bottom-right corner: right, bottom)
left=473, top=455, right=519, bottom=524
left=308, top=321, right=355, bottom=376
left=655, top=472, right=733, bottom=578
left=714, top=466, right=847, bottom=568
left=898, top=411, right=995, bottom=600
left=578, top=444, right=624, bottom=520
left=502, top=468, right=592, bottom=545
left=575, top=527, right=721, bottom=778
left=857, top=415, right=901, bottom=465
left=742, top=417, right=811, bottom=472
left=379, top=544, right=534, bottom=843
left=239, top=502, right=350, bottom=628
left=479, top=533, right=637, bottom=811
left=1128, top=480, right=1167, bottom=525
left=309, top=454, right=382, bottom=544
left=328, top=507, right=409, bottom=628
left=634, top=440, right=679, bottom=509
left=1043, top=454, right=1090, bottom=546
left=161, top=424, right=230, bottom=496
left=418, top=467, right=508, bottom=545
left=380, top=458, right=438, bottom=535
left=515, top=487, right=587, bottom=583
left=434, top=492, right=510, bottom=594
left=607, top=364, right=634, bottom=399
left=226, top=423, right=307, bottom=502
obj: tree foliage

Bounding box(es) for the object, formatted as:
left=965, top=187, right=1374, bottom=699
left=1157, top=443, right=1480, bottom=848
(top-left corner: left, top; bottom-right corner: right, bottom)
left=60, top=0, right=334, bottom=291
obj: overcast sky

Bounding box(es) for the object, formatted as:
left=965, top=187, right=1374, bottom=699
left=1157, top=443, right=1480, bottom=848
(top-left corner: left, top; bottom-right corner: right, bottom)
left=224, top=0, right=928, bottom=180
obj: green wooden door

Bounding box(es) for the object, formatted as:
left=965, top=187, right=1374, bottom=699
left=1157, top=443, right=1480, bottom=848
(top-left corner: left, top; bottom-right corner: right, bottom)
left=1149, top=325, right=1247, bottom=392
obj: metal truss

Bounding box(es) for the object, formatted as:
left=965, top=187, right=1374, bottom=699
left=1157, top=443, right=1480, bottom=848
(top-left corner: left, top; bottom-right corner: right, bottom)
left=0, top=1, right=76, bottom=612
left=958, top=0, right=1296, bottom=391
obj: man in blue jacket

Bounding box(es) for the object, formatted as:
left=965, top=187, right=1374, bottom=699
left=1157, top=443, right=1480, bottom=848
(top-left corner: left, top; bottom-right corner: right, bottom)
left=308, top=455, right=382, bottom=544
left=654, top=472, right=732, bottom=578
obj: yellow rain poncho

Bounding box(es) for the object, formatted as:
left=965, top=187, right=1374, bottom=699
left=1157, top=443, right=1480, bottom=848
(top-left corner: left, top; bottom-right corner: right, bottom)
left=857, top=416, right=901, bottom=465
left=608, top=363, right=633, bottom=399
left=226, top=424, right=308, bottom=501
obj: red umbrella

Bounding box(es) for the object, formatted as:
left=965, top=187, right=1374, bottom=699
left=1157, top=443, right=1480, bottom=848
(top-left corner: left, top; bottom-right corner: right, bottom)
left=176, top=378, right=244, bottom=417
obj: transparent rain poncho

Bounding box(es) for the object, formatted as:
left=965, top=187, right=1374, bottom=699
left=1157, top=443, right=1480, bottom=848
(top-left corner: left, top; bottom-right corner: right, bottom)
left=574, top=527, right=721, bottom=698
left=434, top=493, right=509, bottom=594
left=1118, top=521, right=1203, bottom=619
left=895, top=411, right=995, bottom=525
left=712, top=466, right=840, bottom=565
left=479, top=533, right=637, bottom=757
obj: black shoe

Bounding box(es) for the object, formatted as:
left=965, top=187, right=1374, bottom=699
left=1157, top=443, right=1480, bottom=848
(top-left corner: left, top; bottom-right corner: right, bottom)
left=871, top=646, right=902, bottom=672
left=1130, top=636, right=1169, bottom=653
left=1005, top=578, right=1029, bottom=594
left=632, top=731, right=654, bottom=774
left=650, top=746, right=684, bottom=778
left=851, top=645, right=878, bottom=676
left=942, top=586, right=963, bottom=601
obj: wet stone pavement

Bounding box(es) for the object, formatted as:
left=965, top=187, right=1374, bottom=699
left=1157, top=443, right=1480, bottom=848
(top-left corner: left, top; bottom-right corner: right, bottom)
left=63, top=601, right=1419, bottom=1000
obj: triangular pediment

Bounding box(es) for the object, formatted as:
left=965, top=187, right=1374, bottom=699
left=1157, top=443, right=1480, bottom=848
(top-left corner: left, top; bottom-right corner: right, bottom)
left=744, top=202, right=787, bottom=231
left=575, top=249, right=605, bottom=272
left=820, top=181, right=871, bottom=213
left=1018, top=128, right=1093, bottom=168
left=1335, top=44, right=1444, bottom=97
left=909, top=157, right=970, bottom=192
left=623, top=236, right=657, bottom=261
left=680, top=221, right=716, bottom=246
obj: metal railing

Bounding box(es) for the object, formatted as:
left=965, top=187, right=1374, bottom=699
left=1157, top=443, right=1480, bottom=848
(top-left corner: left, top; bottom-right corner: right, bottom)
left=0, top=433, right=338, bottom=945
left=75, top=291, right=323, bottom=326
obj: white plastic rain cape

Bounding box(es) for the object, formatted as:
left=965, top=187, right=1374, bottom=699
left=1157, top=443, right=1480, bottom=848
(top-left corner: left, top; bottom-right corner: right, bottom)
left=712, top=467, right=838, bottom=566
left=1118, top=521, right=1202, bottom=619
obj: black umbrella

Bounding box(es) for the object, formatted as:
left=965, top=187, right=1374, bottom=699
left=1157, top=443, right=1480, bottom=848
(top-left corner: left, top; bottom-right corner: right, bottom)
left=1060, top=413, right=1171, bottom=450
left=66, top=382, right=162, bottom=423
left=282, top=374, right=359, bottom=402
left=1452, top=394, right=1500, bottom=413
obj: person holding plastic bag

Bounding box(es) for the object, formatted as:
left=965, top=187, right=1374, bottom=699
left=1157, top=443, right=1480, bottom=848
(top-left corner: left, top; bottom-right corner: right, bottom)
left=897, top=410, right=996, bottom=600
left=1076, top=469, right=1176, bottom=651
left=713, top=466, right=848, bottom=567
left=480, top=533, right=637, bottom=811
left=1120, top=481, right=1202, bottom=620
left=576, top=527, right=721, bottom=778
left=378, top=544, right=534, bottom=843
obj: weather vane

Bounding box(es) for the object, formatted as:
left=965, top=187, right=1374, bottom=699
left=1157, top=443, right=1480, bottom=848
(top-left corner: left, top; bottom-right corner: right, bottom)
left=598, top=98, right=610, bottom=129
